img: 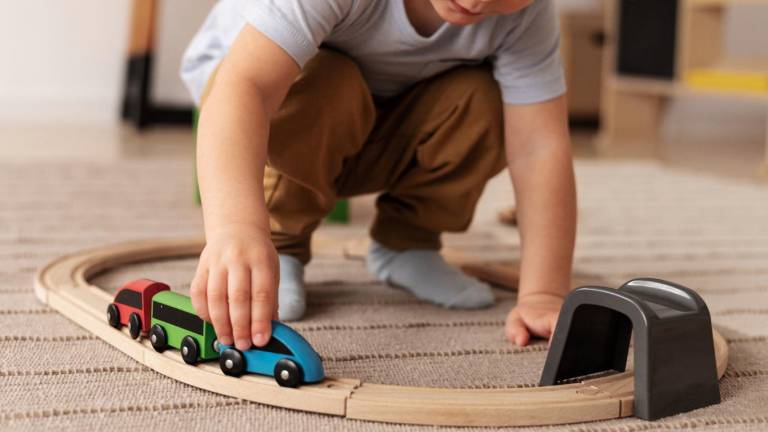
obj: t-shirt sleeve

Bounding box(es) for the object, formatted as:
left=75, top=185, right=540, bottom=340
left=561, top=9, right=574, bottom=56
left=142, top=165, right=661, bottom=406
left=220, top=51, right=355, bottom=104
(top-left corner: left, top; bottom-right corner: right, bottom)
left=492, top=0, right=566, bottom=105
left=237, top=0, right=354, bottom=68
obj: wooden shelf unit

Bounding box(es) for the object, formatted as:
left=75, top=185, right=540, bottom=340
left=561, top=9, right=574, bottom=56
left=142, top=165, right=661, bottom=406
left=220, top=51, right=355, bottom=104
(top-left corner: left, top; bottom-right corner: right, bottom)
left=688, top=0, right=768, bottom=7
left=597, top=0, right=768, bottom=174
left=681, top=0, right=768, bottom=92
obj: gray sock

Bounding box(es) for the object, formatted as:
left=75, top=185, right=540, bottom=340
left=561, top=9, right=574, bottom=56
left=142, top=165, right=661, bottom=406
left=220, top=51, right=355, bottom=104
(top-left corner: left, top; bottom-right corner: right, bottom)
left=366, top=240, right=494, bottom=309
left=278, top=254, right=306, bottom=321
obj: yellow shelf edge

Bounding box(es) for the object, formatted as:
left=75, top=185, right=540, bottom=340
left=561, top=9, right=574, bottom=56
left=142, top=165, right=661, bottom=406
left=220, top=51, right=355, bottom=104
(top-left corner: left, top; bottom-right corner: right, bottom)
left=686, top=69, right=768, bottom=94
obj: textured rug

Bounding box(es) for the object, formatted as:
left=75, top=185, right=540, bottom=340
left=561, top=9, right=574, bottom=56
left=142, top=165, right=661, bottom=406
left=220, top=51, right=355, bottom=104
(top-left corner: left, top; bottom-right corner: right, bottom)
left=1, top=158, right=767, bottom=431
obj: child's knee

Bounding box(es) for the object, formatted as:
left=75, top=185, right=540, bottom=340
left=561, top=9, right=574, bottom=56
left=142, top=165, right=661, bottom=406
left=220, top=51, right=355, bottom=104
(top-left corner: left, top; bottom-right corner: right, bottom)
left=458, top=68, right=505, bottom=172
left=459, top=68, right=504, bottom=133
left=268, top=49, right=376, bottom=193
left=291, top=49, right=373, bottom=113
left=423, top=67, right=505, bottom=172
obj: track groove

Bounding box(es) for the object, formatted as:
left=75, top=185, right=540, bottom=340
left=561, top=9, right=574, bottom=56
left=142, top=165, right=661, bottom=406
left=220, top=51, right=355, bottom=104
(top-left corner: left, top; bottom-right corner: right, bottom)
left=295, top=320, right=506, bottom=332
left=322, top=345, right=549, bottom=362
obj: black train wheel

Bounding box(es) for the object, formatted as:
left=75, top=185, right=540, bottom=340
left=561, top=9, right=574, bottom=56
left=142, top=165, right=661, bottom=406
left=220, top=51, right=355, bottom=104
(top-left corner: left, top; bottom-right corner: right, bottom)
left=274, top=359, right=302, bottom=388
left=149, top=324, right=167, bottom=352
left=106, top=303, right=120, bottom=328
left=181, top=336, right=200, bottom=365
left=220, top=349, right=246, bottom=377
left=128, top=313, right=142, bottom=339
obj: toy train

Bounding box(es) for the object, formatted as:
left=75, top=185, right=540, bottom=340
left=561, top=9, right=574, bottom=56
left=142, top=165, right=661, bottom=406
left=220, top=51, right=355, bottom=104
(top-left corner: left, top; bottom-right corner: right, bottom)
left=106, top=279, right=324, bottom=387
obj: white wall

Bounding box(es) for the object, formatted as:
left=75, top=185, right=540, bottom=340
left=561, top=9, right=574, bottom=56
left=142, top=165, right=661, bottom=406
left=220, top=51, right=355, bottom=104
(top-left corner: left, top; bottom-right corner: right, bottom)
left=154, top=0, right=216, bottom=105
left=0, top=1, right=130, bottom=123
left=0, top=0, right=214, bottom=125
left=724, top=4, right=768, bottom=58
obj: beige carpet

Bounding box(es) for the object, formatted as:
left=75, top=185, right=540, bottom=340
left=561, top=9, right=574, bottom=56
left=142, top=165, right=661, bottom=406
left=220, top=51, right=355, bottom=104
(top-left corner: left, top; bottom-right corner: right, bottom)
left=2, top=159, right=768, bottom=431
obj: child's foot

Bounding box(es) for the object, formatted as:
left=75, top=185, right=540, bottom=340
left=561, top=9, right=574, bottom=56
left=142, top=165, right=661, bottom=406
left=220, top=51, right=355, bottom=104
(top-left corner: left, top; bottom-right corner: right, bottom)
left=278, top=254, right=306, bottom=321
left=366, top=240, right=494, bottom=309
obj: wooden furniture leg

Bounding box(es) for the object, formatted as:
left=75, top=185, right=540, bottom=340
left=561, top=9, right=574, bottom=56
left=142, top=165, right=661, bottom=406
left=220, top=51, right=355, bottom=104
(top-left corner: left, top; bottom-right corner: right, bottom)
left=596, top=86, right=668, bottom=158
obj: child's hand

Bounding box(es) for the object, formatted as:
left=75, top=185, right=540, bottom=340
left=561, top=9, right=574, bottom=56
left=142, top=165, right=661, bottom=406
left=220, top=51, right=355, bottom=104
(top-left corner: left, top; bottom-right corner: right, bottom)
left=190, top=228, right=279, bottom=351
left=505, top=293, right=563, bottom=346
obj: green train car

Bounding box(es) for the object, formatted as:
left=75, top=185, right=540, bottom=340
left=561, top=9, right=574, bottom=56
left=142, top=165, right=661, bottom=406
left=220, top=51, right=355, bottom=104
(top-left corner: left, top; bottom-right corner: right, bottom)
left=149, top=291, right=219, bottom=364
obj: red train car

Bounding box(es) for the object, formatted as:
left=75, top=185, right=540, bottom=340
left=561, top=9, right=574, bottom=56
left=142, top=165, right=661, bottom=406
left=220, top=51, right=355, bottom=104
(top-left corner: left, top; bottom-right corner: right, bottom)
left=107, top=279, right=170, bottom=339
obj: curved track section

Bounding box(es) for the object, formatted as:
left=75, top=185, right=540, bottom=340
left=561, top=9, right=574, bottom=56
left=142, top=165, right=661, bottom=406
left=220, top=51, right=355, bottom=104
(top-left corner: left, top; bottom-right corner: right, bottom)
left=34, top=238, right=729, bottom=427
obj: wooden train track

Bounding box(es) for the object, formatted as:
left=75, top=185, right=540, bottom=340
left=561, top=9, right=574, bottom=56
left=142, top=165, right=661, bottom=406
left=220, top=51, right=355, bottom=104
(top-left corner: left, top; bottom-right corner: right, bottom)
left=34, top=238, right=729, bottom=427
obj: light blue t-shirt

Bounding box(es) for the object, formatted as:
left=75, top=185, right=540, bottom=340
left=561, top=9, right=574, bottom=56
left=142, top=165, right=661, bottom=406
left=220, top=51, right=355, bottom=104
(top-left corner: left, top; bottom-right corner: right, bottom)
left=181, top=0, right=566, bottom=106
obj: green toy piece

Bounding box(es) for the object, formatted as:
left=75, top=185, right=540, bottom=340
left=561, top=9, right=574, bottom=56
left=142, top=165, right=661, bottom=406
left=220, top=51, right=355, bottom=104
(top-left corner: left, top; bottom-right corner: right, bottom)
left=149, top=291, right=219, bottom=364
left=326, top=199, right=349, bottom=223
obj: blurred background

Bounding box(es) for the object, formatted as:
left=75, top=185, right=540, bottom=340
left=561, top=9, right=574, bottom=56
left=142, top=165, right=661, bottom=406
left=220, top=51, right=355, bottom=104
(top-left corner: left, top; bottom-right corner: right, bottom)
left=2, top=3, right=768, bottom=429
left=1, top=0, right=767, bottom=178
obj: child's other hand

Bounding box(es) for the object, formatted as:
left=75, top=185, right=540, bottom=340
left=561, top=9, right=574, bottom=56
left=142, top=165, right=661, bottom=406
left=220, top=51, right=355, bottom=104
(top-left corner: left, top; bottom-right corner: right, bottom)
left=190, top=227, right=279, bottom=351
left=505, top=293, right=564, bottom=346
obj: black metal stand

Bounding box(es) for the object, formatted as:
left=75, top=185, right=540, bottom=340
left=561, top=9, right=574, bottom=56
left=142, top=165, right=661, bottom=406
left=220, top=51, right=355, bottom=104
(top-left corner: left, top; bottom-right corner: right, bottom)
left=122, top=53, right=193, bottom=129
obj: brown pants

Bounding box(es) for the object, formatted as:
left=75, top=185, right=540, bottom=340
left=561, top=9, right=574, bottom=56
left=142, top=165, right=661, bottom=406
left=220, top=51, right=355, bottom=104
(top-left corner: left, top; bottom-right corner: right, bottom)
left=204, top=49, right=506, bottom=264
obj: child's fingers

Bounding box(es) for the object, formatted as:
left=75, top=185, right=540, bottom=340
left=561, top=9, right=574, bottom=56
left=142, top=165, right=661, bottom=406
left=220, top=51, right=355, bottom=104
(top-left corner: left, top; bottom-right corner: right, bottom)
left=549, top=313, right=559, bottom=336
left=529, top=313, right=557, bottom=339
left=505, top=312, right=530, bottom=346
left=208, top=267, right=233, bottom=346
left=190, top=266, right=210, bottom=321
left=227, top=266, right=252, bottom=351
left=250, top=268, right=275, bottom=347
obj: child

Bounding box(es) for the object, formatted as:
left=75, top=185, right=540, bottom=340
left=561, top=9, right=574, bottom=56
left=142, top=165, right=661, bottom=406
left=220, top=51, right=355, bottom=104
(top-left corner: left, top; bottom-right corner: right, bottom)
left=181, top=0, right=576, bottom=352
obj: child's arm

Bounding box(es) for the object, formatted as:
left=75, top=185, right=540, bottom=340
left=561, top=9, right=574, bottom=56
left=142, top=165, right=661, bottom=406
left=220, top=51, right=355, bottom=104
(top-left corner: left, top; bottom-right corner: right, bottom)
left=191, top=26, right=300, bottom=350
left=502, top=95, right=576, bottom=346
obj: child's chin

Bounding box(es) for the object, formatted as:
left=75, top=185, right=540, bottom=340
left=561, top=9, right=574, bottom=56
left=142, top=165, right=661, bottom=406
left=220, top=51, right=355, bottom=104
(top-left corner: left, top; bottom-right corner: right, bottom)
left=441, top=12, right=485, bottom=26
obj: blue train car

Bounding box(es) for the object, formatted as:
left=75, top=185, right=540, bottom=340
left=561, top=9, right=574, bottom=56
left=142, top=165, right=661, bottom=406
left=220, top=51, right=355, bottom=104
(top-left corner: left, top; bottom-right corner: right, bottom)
left=218, top=320, right=324, bottom=387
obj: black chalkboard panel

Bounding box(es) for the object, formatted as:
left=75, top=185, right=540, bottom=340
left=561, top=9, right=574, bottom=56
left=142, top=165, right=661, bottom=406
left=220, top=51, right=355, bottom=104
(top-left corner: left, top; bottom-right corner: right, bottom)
left=617, top=0, right=678, bottom=79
